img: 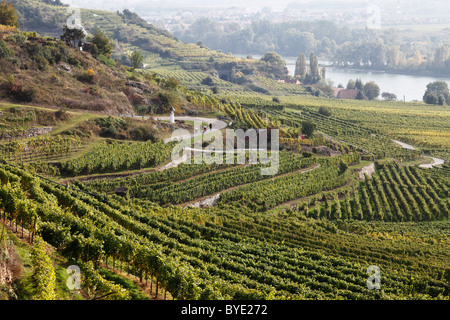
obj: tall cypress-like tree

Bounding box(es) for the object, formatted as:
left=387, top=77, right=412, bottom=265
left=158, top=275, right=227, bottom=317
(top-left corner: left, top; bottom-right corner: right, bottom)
left=294, top=53, right=307, bottom=79
left=309, top=52, right=320, bottom=83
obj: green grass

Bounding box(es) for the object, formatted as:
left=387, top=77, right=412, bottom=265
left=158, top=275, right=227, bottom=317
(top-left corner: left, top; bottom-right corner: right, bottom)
left=99, top=268, right=149, bottom=300
left=49, top=113, right=104, bottom=136
left=2, top=229, right=34, bottom=300
left=2, top=228, right=85, bottom=300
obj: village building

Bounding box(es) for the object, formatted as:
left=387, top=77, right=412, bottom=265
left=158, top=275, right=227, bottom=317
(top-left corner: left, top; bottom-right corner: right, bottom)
left=333, top=88, right=362, bottom=99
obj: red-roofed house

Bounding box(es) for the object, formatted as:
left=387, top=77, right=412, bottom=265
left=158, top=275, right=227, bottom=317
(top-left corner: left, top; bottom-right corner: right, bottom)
left=333, top=88, right=362, bottom=99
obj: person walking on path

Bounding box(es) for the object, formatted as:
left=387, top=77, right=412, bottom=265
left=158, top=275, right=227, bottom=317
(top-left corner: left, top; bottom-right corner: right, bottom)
left=209, top=123, right=212, bottom=131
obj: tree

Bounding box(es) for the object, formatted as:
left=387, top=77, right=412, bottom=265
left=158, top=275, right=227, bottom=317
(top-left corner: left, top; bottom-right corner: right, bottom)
left=424, top=92, right=438, bottom=105
left=294, top=53, right=307, bottom=79
left=382, top=92, right=397, bottom=101
left=387, top=46, right=403, bottom=69
left=423, top=81, right=449, bottom=104
left=346, top=79, right=356, bottom=89
left=355, top=78, right=363, bottom=90
left=259, top=51, right=288, bottom=79
left=0, top=1, right=19, bottom=28
left=433, top=45, right=450, bottom=72
left=61, top=25, right=86, bottom=48
left=309, top=52, right=320, bottom=83
left=355, top=90, right=366, bottom=100
left=91, top=29, right=113, bottom=57
left=302, top=120, right=316, bottom=138
left=260, top=51, right=284, bottom=65
left=129, top=51, right=144, bottom=69
left=363, top=81, right=380, bottom=100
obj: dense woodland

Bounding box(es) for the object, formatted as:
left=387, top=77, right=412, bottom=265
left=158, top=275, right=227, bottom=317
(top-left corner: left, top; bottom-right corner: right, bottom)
left=175, top=18, right=450, bottom=76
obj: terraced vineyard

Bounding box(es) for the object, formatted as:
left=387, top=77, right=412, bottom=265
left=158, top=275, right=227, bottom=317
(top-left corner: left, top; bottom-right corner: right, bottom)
left=60, top=140, right=176, bottom=176
left=289, top=162, right=449, bottom=222
left=250, top=106, right=424, bottom=160
left=1, top=0, right=449, bottom=303
left=2, top=94, right=448, bottom=301
left=84, top=153, right=357, bottom=206
left=149, top=67, right=243, bottom=92
left=1, top=161, right=449, bottom=300
left=1, top=98, right=449, bottom=302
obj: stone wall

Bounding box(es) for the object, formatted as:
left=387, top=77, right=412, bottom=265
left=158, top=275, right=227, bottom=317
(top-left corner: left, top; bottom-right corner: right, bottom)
left=0, top=127, right=53, bottom=140
left=359, top=162, right=375, bottom=180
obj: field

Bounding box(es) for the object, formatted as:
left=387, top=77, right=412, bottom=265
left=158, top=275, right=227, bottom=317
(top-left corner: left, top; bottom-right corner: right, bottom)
left=1, top=161, right=449, bottom=300
left=1, top=93, right=449, bottom=301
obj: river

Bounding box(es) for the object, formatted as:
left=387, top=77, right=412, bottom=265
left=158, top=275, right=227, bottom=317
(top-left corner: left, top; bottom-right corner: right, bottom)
left=234, top=54, right=450, bottom=102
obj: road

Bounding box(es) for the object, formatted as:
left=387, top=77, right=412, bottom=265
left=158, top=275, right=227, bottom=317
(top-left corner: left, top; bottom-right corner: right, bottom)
left=155, top=116, right=229, bottom=143
left=392, top=140, right=445, bottom=168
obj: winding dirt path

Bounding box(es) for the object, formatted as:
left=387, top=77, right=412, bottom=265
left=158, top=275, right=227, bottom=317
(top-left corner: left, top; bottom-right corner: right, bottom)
left=392, top=139, right=445, bottom=168
left=155, top=116, right=228, bottom=143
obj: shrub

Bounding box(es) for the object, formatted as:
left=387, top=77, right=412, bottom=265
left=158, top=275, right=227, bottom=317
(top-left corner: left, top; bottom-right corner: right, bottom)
left=78, top=69, right=95, bottom=83
left=7, top=32, right=27, bottom=45
left=129, top=126, right=157, bottom=142
left=97, top=54, right=115, bottom=67
left=157, top=90, right=180, bottom=111
left=2, top=77, right=35, bottom=102
left=247, top=84, right=269, bottom=94
left=302, top=120, right=316, bottom=138
left=34, top=55, right=49, bottom=71
left=318, top=106, right=331, bottom=117
left=67, top=56, right=81, bottom=67
left=163, top=77, right=180, bottom=90
left=0, top=39, right=11, bottom=58
left=201, top=76, right=215, bottom=86
left=94, top=116, right=128, bottom=138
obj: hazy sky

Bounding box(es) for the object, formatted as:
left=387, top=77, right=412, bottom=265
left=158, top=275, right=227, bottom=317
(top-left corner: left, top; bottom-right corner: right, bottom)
left=62, top=0, right=449, bottom=21
left=62, top=0, right=396, bottom=11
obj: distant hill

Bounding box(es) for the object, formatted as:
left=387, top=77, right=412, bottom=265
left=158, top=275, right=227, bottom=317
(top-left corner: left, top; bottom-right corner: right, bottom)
left=9, top=0, right=238, bottom=66
left=8, top=0, right=291, bottom=92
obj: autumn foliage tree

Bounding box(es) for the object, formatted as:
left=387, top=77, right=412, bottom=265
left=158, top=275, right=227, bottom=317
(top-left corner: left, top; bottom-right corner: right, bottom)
left=0, top=1, right=19, bottom=28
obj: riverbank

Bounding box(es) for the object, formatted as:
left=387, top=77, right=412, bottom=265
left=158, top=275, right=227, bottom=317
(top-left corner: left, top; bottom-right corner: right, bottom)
left=325, top=66, right=450, bottom=79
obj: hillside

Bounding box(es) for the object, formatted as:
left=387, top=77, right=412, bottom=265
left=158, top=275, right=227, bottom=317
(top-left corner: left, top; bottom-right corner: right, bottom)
left=9, top=0, right=299, bottom=96
left=0, top=33, right=134, bottom=114
left=0, top=27, right=236, bottom=117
